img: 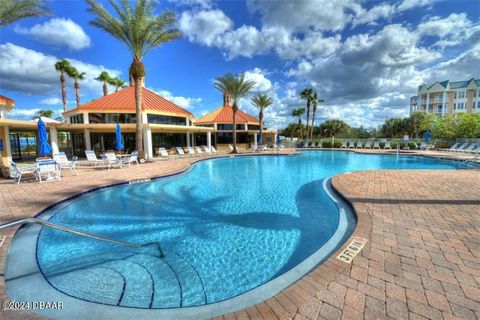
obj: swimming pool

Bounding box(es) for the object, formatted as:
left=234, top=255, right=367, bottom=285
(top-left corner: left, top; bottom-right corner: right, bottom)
left=6, top=151, right=463, bottom=319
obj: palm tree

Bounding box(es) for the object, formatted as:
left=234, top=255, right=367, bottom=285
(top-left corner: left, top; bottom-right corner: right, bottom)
left=109, top=77, right=126, bottom=92
left=0, top=0, right=49, bottom=27
left=251, top=94, right=273, bottom=145
left=309, top=92, right=324, bottom=140
left=54, top=59, right=72, bottom=112
left=95, top=71, right=111, bottom=97
left=86, top=0, right=181, bottom=158
left=68, top=67, right=86, bottom=107
left=33, top=109, right=54, bottom=119
left=214, top=73, right=255, bottom=153
left=292, top=108, right=305, bottom=138
left=300, top=88, right=314, bottom=140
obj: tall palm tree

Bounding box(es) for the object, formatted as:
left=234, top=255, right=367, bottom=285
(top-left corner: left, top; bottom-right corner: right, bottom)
left=251, top=94, right=273, bottom=145
left=292, top=108, right=305, bottom=138
left=0, top=0, right=49, bottom=27
left=309, top=92, right=324, bottom=140
left=54, top=59, right=72, bottom=112
left=33, top=109, right=54, bottom=119
left=68, top=67, right=86, bottom=107
left=300, top=88, right=314, bottom=140
left=214, top=73, right=255, bottom=153
left=109, top=77, right=126, bottom=92
left=95, top=71, right=111, bottom=97
left=86, top=0, right=181, bottom=158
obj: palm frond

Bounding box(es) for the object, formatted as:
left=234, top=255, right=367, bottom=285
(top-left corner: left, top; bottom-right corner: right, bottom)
left=0, top=0, right=50, bottom=27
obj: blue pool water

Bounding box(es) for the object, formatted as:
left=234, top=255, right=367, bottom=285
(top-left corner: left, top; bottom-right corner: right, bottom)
left=34, top=151, right=461, bottom=309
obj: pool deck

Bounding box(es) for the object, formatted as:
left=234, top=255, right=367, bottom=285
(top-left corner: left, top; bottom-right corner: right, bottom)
left=1, top=149, right=479, bottom=320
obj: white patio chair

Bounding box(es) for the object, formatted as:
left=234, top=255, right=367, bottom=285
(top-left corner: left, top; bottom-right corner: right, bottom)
left=203, top=146, right=212, bottom=155
left=36, top=160, right=61, bottom=183
left=452, top=143, right=468, bottom=153
left=10, top=161, right=37, bottom=184
left=228, top=144, right=234, bottom=151
left=364, top=141, right=372, bottom=149
left=157, top=147, right=170, bottom=160
left=356, top=140, right=363, bottom=149
left=373, top=141, right=380, bottom=149
left=384, top=141, right=392, bottom=149
left=85, top=150, right=104, bottom=166
left=194, top=146, right=205, bottom=156
left=341, top=141, right=347, bottom=148
left=210, top=146, right=218, bottom=154
left=124, top=151, right=139, bottom=167
left=348, top=141, right=355, bottom=149
left=186, top=146, right=196, bottom=156
left=103, top=152, right=123, bottom=170
left=53, top=152, right=78, bottom=176
left=175, top=147, right=187, bottom=158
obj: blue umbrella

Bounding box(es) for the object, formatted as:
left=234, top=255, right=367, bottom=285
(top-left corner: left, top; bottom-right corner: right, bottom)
left=115, top=123, right=124, bottom=151
left=257, top=133, right=262, bottom=144
left=425, top=130, right=431, bottom=143
left=37, top=118, right=52, bottom=156
left=276, top=132, right=280, bottom=144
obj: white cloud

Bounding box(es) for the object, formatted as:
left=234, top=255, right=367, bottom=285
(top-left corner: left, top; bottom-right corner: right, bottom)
left=397, top=0, right=432, bottom=12
left=244, top=68, right=273, bottom=93
left=14, top=18, right=91, bottom=50
left=351, top=3, right=395, bottom=27
left=0, top=43, right=121, bottom=106
left=40, top=97, right=62, bottom=105
left=417, top=13, right=473, bottom=48
left=8, top=108, right=63, bottom=120
left=179, top=9, right=233, bottom=46
left=153, top=89, right=202, bottom=109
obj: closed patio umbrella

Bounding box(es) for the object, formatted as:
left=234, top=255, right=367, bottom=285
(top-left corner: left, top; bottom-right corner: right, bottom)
left=37, top=118, right=52, bottom=156
left=115, top=123, right=124, bottom=151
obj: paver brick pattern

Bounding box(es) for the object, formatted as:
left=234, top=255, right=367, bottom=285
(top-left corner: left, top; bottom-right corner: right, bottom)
left=0, top=153, right=479, bottom=320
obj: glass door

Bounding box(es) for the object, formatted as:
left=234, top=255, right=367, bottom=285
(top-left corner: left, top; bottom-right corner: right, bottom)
left=9, top=133, right=21, bottom=160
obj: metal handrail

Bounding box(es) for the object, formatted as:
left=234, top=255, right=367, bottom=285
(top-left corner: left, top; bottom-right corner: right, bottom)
left=0, top=218, right=164, bottom=257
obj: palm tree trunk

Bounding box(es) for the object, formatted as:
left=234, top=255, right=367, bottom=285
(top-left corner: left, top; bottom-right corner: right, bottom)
left=259, top=110, right=263, bottom=146
left=60, top=73, right=66, bottom=112
left=134, top=79, right=144, bottom=158
left=310, top=109, right=316, bottom=140
left=305, top=102, right=310, bottom=140
left=232, top=110, right=238, bottom=153
left=298, top=118, right=302, bottom=138
left=103, top=82, right=108, bottom=96
left=74, top=80, right=80, bottom=107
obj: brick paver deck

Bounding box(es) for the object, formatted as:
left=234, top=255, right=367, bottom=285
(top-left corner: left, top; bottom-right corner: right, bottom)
left=1, top=151, right=479, bottom=320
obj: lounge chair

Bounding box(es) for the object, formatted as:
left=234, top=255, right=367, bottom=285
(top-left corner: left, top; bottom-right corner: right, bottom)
left=210, top=146, right=218, bottom=154
left=384, top=141, right=392, bottom=149
left=10, top=161, right=37, bottom=184
left=364, top=141, right=372, bottom=149
left=186, top=146, right=197, bottom=156
left=315, top=142, right=321, bottom=147
left=348, top=141, right=355, bottom=149
left=103, top=152, right=123, bottom=170
left=356, top=140, right=363, bottom=149
left=36, top=159, right=61, bottom=183
left=157, top=147, right=170, bottom=160
left=194, top=146, right=205, bottom=155
left=228, top=144, right=234, bottom=152
left=441, top=143, right=459, bottom=152
left=123, top=151, right=139, bottom=167
left=420, top=142, right=427, bottom=150
left=250, top=145, right=258, bottom=152
left=175, top=147, right=187, bottom=158
left=53, top=152, right=78, bottom=176
left=373, top=141, right=380, bottom=149
left=452, top=143, right=468, bottom=153
left=85, top=150, right=104, bottom=166
left=341, top=141, right=347, bottom=149
left=460, top=144, right=477, bottom=154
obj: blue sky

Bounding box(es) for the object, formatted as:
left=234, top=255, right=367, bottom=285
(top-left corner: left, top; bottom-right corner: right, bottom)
left=0, top=0, right=479, bottom=128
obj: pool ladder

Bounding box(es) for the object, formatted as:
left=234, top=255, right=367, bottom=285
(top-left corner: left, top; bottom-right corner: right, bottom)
left=0, top=218, right=165, bottom=257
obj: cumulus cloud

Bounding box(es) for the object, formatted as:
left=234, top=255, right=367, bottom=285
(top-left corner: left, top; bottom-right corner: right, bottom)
left=14, top=18, right=91, bottom=50
left=153, top=89, right=202, bottom=109
left=244, top=68, right=273, bottom=93
left=0, top=43, right=120, bottom=104
left=179, top=9, right=233, bottom=46
left=417, top=13, right=473, bottom=48
left=8, top=108, right=63, bottom=121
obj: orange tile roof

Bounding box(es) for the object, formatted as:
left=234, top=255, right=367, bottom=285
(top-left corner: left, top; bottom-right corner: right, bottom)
left=195, top=104, right=260, bottom=125
left=0, top=95, right=15, bottom=109
left=70, top=87, right=193, bottom=118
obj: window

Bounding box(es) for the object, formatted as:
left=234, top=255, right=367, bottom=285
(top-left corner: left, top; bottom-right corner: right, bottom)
left=217, top=124, right=244, bottom=130
left=89, top=113, right=136, bottom=123
left=457, top=91, right=466, bottom=99
left=70, top=114, right=84, bottom=124
left=454, top=92, right=457, bottom=99
left=457, top=102, right=465, bottom=110
left=437, top=106, right=442, bottom=113
left=248, top=125, right=260, bottom=130
left=147, top=114, right=186, bottom=125
left=454, top=103, right=456, bottom=110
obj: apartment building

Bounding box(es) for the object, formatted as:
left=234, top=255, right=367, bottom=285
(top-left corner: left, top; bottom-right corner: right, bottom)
left=410, top=78, right=480, bottom=116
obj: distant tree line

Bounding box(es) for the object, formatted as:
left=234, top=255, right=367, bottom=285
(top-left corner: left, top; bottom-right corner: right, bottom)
left=281, top=112, right=480, bottom=140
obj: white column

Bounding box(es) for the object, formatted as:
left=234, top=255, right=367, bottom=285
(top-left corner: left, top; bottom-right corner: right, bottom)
left=207, top=131, right=212, bottom=148
left=84, top=129, right=91, bottom=150
left=186, top=132, right=191, bottom=147
left=442, top=91, right=447, bottom=117
left=3, top=126, right=12, bottom=163
left=83, top=113, right=89, bottom=124
left=142, top=112, right=149, bottom=124
left=191, top=133, right=195, bottom=147
left=254, top=133, right=258, bottom=147
left=49, top=127, right=59, bottom=154
left=143, top=127, right=153, bottom=159
left=426, top=93, right=430, bottom=113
